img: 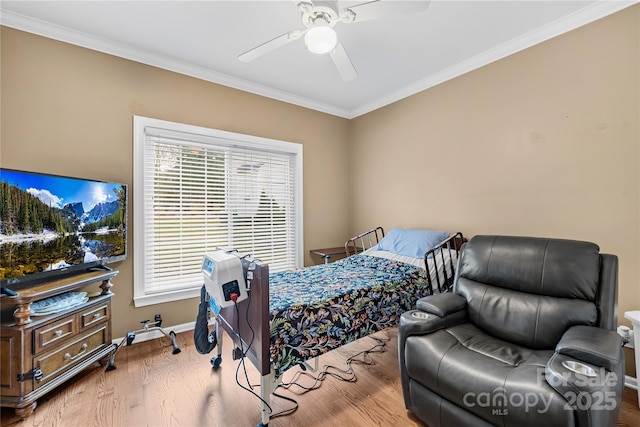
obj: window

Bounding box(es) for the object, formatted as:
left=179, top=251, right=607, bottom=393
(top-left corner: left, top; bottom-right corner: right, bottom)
left=133, top=116, right=303, bottom=307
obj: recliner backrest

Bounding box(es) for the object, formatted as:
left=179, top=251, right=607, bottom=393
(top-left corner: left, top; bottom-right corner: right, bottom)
left=454, top=235, right=607, bottom=349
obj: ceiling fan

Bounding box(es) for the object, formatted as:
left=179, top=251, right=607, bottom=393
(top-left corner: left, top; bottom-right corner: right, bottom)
left=238, top=0, right=431, bottom=82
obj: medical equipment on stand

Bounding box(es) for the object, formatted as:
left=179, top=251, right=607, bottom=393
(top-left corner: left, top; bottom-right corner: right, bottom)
left=202, top=250, right=249, bottom=308
left=199, top=252, right=276, bottom=427
left=200, top=249, right=256, bottom=369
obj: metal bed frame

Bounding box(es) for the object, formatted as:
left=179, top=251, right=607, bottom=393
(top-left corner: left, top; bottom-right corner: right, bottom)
left=425, top=231, right=465, bottom=293
left=210, top=227, right=464, bottom=426
left=344, top=226, right=385, bottom=256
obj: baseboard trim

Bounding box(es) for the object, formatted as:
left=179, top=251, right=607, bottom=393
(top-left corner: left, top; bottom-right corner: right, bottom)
left=625, top=375, right=638, bottom=390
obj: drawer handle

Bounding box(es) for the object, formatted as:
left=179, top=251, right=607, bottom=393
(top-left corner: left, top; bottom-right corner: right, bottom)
left=54, top=330, right=63, bottom=337
left=93, top=313, right=101, bottom=320
left=64, top=343, right=88, bottom=361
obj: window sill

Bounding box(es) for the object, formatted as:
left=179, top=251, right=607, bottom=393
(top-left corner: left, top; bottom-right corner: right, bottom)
left=133, top=287, right=200, bottom=307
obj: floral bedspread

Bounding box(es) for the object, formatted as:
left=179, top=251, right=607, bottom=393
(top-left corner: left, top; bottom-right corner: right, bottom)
left=268, top=254, right=435, bottom=375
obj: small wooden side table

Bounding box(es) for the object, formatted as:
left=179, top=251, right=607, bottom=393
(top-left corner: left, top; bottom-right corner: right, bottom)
left=310, top=247, right=348, bottom=264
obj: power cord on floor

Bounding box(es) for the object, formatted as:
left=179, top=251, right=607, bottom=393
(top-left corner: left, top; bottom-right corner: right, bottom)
left=280, top=335, right=389, bottom=393
left=266, top=334, right=390, bottom=420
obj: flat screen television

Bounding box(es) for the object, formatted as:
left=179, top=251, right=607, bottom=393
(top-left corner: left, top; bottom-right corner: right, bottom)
left=0, top=168, right=127, bottom=288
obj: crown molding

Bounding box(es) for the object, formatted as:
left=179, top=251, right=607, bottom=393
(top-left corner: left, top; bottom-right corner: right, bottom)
left=348, top=0, right=638, bottom=118
left=0, top=9, right=351, bottom=118
left=2, top=1, right=636, bottom=120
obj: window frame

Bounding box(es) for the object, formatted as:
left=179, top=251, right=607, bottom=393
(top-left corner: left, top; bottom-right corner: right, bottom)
left=132, top=115, right=303, bottom=307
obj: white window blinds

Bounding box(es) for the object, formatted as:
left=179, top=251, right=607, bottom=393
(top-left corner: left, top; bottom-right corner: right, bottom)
left=133, top=116, right=303, bottom=307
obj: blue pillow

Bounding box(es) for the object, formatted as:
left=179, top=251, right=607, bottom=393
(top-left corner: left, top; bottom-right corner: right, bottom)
left=373, top=228, right=449, bottom=258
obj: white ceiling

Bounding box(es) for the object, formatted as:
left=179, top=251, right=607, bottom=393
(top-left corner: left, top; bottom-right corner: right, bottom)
left=0, top=0, right=635, bottom=118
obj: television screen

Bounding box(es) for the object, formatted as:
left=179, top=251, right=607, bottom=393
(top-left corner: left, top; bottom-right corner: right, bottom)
left=0, top=168, right=127, bottom=286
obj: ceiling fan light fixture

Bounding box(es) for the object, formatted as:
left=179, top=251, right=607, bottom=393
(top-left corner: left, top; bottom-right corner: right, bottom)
left=304, top=26, right=337, bottom=54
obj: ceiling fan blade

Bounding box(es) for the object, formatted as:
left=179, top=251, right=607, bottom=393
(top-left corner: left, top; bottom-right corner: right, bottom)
left=238, top=30, right=305, bottom=62
left=340, top=0, right=430, bottom=24
left=329, top=42, right=358, bottom=81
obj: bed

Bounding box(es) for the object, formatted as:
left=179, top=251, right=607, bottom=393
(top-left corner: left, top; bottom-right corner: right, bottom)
left=209, top=227, right=464, bottom=426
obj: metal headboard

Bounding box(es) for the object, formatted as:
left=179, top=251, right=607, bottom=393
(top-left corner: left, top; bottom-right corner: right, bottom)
left=344, top=226, right=385, bottom=256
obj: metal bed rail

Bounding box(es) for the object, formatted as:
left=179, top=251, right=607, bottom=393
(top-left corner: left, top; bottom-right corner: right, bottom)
left=344, top=226, right=385, bottom=256
left=424, top=231, right=465, bottom=293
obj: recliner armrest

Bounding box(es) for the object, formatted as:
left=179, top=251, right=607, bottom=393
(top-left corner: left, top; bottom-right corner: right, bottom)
left=416, top=292, right=467, bottom=317
left=546, top=326, right=625, bottom=427
left=400, top=293, right=467, bottom=337
left=545, top=349, right=625, bottom=427
left=556, top=325, right=623, bottom=371
left=398, top=293, right=468, bottom=410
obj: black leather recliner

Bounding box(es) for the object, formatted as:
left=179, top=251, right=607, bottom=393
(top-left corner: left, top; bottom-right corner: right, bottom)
left=398, top=235, right=625, bottom=427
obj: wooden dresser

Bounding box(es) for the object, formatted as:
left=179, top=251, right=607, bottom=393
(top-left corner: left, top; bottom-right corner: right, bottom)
left=0, top=268, right=118, bottom=419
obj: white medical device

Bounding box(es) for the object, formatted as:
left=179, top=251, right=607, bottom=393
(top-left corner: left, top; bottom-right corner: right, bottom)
left=202, top=250, right=248, bottom=308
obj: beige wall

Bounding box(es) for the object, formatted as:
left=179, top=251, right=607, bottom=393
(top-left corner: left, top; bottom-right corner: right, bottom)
left=0, top=27, right=350, bottom=337
left=350, top=6, right=639, bottom=334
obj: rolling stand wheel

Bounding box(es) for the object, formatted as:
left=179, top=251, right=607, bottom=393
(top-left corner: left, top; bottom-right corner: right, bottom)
left=210, top=355, right=222, bottom=369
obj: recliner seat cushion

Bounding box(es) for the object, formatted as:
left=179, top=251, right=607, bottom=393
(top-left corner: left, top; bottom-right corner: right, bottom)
left=404, top=323, right=576, bottom=427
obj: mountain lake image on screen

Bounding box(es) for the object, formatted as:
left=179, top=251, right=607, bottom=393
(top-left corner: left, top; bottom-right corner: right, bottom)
left=0, top=168, right=127, bottom=287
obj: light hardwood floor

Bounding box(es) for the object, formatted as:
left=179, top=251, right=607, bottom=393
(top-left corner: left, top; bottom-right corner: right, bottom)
left=2, top=328, right=638, bottom=427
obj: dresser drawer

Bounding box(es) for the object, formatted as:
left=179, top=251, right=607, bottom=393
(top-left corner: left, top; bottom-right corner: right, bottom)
left=34, top=325, right=108, bottom=388
left=33, top=316, right=76, bottom=353
left=79, top=303, right=109, bottom=331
